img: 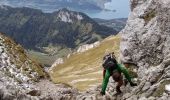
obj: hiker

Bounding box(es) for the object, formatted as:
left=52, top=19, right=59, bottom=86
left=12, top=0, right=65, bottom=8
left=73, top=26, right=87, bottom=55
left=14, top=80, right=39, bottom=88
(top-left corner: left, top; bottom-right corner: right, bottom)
left=100, top=52, right=137, bottom=95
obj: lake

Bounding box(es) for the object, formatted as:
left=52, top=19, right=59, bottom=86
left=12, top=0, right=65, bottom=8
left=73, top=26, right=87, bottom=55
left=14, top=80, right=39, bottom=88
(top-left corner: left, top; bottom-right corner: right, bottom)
left=0, top=0, right=130, bottom=19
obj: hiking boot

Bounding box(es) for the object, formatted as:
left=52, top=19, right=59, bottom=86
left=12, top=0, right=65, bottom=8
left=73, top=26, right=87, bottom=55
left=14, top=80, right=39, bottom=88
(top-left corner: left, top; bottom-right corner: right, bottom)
left=116, top=86, right=122, bottom=94
left=130, top=82, right=137, bottom=86
left=100, top=91, right=105, bottom=96
left=124, top=79, right=128, bottom=86
left=115, top=91, right=122, bottom=95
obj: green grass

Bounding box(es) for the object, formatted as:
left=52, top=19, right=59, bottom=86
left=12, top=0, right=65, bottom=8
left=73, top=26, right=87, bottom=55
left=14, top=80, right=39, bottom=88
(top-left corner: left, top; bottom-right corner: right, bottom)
left=152, top=80, right=170, bottom=97
left=27, top=47, right=71, bottom=67
left=27, top=50, right=58, bottom=67
left=143, top=10, right=156, bottom=24
left=50, top=35, right=121, bottom=91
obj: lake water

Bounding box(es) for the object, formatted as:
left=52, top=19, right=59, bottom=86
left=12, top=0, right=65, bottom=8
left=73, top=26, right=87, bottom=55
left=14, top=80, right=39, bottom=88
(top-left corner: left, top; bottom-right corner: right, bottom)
left=87, top=10, right=128, bottom=19
left=0, top=0, right=130, bottom=19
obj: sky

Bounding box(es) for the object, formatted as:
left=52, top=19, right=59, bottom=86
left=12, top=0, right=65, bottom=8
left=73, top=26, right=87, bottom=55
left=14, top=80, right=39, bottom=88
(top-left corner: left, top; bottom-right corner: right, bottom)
left=104, top=0, right=130, bottom=18
left=0, top=0, right=130, bottom=19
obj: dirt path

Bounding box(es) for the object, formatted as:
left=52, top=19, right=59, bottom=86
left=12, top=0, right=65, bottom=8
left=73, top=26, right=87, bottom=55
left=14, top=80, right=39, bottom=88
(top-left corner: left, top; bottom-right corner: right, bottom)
left=35, top=79, right=79, bottom=100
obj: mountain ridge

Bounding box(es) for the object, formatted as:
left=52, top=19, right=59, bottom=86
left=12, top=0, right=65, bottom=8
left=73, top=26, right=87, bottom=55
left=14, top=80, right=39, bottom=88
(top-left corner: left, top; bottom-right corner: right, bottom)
left=0, top=5, right=116, bottom=54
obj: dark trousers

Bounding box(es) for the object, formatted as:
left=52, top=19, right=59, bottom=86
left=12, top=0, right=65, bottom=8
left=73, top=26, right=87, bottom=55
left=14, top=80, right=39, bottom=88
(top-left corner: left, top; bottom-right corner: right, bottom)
left=112, top=71, right=123, bottom=93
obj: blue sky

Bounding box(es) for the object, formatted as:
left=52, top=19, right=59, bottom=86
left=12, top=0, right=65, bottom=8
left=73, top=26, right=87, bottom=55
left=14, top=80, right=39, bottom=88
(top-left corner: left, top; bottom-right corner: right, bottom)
left=88, top=0, right=130, bottom=19
left=105, top=0, right=130, bottom=18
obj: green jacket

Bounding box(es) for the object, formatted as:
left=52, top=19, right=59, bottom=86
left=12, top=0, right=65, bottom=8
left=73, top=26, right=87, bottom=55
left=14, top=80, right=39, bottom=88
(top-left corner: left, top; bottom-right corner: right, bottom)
left=101, top=64, right=133, bottom=93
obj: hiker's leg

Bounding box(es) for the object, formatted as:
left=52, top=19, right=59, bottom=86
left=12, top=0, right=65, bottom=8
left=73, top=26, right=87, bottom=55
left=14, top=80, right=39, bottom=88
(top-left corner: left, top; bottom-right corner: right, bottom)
left=116, top=75, right=123, bottom=93
left=112, top=72, right=123, bottom=93
left=101, top=69, right=111, bottom=94
left=112, top=71, right=121, bottom=81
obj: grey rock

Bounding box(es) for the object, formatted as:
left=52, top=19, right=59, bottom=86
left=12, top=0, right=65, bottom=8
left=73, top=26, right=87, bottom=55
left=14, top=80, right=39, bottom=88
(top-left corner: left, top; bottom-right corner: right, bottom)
left=119, top=0, right=170, bottom=99
left=148, top=97, right=156, bottom=100
left=142, top=82, right=151, bottom=91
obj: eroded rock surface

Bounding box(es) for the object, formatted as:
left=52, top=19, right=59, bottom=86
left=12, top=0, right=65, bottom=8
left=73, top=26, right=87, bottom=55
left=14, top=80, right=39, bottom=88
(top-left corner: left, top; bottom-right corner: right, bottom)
left=77, top=41, right=100, bottom=53
left=0, top=32, right=48, bottom=100
left=120, top=0, right=170, bottom=99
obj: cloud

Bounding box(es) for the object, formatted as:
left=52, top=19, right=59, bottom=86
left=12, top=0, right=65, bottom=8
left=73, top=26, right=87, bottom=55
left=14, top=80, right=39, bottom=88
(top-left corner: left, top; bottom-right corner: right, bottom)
left=0, top=0, right=10, bottom=6
left=104, top=0, right=130, bottom=17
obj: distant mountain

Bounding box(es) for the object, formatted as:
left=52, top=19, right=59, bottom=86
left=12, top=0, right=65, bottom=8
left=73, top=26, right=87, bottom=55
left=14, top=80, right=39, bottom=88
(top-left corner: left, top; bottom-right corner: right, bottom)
left=94, top=18, right=127, bottom=31
left=0, top=5, right=116, bottom=54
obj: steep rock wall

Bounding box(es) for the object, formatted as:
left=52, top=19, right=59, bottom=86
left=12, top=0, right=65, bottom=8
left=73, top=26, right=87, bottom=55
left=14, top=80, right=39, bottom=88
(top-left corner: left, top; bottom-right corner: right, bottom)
left=120, top=0, right=170, bottom=99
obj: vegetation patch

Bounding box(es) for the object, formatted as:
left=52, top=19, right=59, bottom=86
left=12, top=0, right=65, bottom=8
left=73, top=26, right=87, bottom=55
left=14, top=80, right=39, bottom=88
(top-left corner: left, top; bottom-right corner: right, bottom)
left=128, top=68, right=138, bottom=78
left=143, top=10, right=156, bottom=24
left=152, top=80, right=170, bottom=97
left=27, top=50, right=59, bottom=67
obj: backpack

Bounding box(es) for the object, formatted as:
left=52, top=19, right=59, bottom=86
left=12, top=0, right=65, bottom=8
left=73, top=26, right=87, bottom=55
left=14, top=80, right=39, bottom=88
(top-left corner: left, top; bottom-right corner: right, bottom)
left=102, top=53, right=117, bottom=70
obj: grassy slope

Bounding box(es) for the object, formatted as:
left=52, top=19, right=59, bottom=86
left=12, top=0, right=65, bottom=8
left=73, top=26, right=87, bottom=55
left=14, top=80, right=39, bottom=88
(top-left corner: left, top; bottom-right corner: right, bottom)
left=50, top=35, right=120, bottom=91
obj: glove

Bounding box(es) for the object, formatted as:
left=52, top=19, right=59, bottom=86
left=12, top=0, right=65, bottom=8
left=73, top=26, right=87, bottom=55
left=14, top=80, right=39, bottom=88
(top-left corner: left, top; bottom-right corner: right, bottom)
left=130, top=82, right=137, bottom=86
left=124, top=79, right=128, bottom=86
left=100, top=91, right=105, bottom=96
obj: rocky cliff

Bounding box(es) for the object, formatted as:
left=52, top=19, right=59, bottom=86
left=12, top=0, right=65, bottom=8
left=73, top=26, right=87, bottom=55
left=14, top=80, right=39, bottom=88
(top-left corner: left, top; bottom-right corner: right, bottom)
left=119, top=0, right=170, bottom=99
left=0, top=32, right=47, bottom=99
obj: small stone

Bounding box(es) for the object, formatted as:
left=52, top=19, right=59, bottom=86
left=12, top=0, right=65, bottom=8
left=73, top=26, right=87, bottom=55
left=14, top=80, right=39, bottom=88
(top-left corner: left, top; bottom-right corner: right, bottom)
left=148, top=96, right=156, bottom=100
left=27, top=90, right=41, bottom=96
left=165, top=84, right=170, bottom=93
left=142, top=82, right=151, bottom=91
left=0, top=47, right=4, bottom=54
left=139, top=97, right=147, bottom=100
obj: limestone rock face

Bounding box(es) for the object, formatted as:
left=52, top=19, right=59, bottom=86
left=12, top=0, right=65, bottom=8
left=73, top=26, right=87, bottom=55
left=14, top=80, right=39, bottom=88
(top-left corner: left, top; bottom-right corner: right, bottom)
left=77, top=41, right=100, bottom=53
left=0, top=33, right=48, bottom=99
left=50, top=58, right=64, bottom=72
left=119, top=0, right=170, bottom=99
